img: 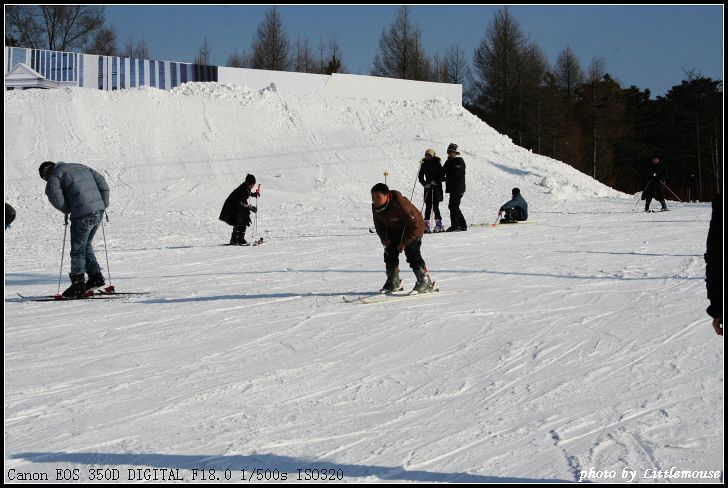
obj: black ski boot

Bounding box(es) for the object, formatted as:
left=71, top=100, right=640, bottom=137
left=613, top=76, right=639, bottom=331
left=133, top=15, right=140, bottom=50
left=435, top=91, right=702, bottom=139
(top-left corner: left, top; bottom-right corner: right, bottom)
left=411, top=267, right=435, bottom=294
left=62, top=273, right=87, bottom=298
left=380, top=267, right=402, bottom=294
left=85, top=271, right=105, bottom=291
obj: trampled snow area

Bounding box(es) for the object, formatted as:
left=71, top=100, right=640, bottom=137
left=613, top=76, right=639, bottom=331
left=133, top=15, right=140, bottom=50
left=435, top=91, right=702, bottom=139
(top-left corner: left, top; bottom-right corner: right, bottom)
left=4, top=84, right=722, bottom=483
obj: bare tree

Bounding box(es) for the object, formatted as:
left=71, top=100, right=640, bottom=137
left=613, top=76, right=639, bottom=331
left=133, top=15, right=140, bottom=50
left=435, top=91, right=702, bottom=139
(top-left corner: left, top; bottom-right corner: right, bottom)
left=326, top=34, right=346, bottom=74
left=444, top=44, right=471, bottom=84
left=293, top=36, right=315, bottom=73
left=5, top=5, right=107, bottom=51
left=473, top=6, right=525, bottom=137
left=371, top=5, right=430, bottom=81
left=555, top=45, right=584, bottom=101
left=85, top=26, right=118, bottom=56
left=250, top=6, right=290, bottom=71
left=227, top=49, right=250, bottom=68
left=194, top=37, right=212, bottom=65
left=123, top=34, right=150, bottom=59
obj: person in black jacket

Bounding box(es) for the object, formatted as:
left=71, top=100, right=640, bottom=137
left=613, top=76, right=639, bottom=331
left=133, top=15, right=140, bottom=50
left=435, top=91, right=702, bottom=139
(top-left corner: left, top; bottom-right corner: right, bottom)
left=5, top=202, right=16, bottom=229
left=219, top=174, right=260, bottom=245
left=704, top=192, right=722, bottom=335
left=418, top=148, right=444, bottom=233
left=641, top=157, right=668, bottom=212
left=442, top=142, right=467, bottom=231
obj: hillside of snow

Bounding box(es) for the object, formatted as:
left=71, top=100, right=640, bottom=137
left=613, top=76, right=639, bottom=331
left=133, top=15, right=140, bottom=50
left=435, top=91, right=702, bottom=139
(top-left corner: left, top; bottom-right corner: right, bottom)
left=4, top=84, right=722, bottom=483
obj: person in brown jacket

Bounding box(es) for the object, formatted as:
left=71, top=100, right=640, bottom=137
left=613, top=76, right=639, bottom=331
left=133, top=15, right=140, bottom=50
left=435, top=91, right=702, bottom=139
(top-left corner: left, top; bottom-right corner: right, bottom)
left=371, top=183, right=435, bottom=294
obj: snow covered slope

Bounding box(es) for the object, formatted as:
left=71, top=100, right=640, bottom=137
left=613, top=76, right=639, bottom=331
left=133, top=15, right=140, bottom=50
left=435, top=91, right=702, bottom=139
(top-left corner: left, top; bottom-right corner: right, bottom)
left=4, top=84, right=721, bottom=483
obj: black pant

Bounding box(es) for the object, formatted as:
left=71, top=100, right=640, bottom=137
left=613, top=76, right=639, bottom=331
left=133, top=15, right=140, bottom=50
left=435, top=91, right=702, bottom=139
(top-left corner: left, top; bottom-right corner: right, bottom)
left=384, top=238, right=425, bottom=270
left=503, top=208, right=524, bottom=221
left=448, top=192, right=467, bottom=229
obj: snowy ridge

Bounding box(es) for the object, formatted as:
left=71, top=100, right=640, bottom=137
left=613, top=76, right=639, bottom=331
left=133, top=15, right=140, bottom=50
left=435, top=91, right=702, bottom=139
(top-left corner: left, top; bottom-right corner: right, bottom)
left=4, top=84, right=721, bottom=483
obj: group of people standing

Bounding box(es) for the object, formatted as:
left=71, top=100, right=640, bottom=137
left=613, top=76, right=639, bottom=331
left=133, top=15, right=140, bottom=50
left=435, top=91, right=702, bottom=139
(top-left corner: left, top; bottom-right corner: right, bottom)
left=417, top=143, right=468, bottom=233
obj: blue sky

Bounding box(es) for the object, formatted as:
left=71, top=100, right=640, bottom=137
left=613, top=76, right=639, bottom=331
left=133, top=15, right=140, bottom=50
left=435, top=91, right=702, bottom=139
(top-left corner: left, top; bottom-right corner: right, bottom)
left=104, top=5, right=723, bottom=97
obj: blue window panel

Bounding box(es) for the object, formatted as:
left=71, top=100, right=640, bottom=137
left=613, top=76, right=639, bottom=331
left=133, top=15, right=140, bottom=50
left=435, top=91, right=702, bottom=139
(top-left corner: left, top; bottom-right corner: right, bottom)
left=149, top=60, right=156, bottom=87
left=69, top=52, right=74, bottom=82
left=139, top=59, right=144, bottom=86
left=46, top=50, right=51, bottom=79
left=79, top=54, right=84, bottom=87
left=158, top=61, right=165, bottom=89
left=170, top=62, right=177, bottom=88
left=98, top=56, right=104, bottom=90
left=112, top=57, right=118, bottom=90
left=180, top=63, right=187, bottom=84
left=120, top=57, right=126, bottom=88
left=130, top=58, right=136, bottom=87
left=62, top=52, right=67, bottom=81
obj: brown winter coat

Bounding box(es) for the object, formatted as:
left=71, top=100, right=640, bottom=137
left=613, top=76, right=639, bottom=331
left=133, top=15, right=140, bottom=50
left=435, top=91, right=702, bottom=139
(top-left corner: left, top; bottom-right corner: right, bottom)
left=372, top=190, right=424, bottom=248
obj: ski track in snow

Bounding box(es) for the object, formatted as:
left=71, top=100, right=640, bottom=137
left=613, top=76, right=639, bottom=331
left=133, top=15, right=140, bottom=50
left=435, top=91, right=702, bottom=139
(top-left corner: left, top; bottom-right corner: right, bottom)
left=4, top=85, right=722, bottom=483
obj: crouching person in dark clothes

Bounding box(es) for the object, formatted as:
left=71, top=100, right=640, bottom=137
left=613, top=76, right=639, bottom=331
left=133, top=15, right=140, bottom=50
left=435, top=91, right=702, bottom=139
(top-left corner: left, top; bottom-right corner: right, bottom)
left=371, top=183, right=435, bottom=294
left=219, top=174, right=260, bottom=245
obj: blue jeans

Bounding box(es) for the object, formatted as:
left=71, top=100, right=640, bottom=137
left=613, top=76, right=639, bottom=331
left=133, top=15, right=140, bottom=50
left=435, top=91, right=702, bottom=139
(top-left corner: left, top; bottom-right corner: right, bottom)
left=69, top=210, right=104, bottom=275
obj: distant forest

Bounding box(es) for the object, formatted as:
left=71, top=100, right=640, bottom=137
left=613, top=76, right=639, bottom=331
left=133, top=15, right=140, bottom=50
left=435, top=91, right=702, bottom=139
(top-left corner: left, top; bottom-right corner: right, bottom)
left=6, top=5, right=723, bottom=199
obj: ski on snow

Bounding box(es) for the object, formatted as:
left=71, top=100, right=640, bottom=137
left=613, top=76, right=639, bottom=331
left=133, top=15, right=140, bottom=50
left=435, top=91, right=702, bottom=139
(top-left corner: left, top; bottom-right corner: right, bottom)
left=17, top=290, right=149, bottom=302
left=343, top=287, right=460, bottom=304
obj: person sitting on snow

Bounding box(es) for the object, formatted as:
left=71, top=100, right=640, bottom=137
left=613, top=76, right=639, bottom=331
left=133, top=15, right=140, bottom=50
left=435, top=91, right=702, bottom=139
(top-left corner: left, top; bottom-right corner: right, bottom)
left=498, top=188, right=529, bottom=223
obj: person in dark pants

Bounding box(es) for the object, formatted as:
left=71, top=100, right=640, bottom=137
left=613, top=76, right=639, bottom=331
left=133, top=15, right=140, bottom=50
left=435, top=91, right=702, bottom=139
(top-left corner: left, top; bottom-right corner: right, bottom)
left=418, top=148, right=444, bottom=233
left=641, top=157, right=668, bottom=212
left=704, top=192, right=722, bottom=335
left=371, top=183, right=434, bottom=294
left=498, top=188, right=529, bottom=223
left=688, top=174, right=698, bottom=202
left=219, top=174, right=260, bottom=245
left=442, top=142, right=467, bottom=231
left=39, top=161, right=110, bottom=297
left=5, top=202, right=16, bottom=229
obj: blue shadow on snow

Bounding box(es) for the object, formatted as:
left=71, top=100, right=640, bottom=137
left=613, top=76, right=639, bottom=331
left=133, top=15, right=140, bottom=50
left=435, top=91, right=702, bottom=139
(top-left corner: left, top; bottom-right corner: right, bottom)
left=11, top=451, right=574, bottom=483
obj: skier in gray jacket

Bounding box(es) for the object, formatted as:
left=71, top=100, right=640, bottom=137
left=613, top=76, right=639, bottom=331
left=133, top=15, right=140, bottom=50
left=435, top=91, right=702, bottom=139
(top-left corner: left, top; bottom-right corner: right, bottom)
left=39, top=161, right=110, bottom=297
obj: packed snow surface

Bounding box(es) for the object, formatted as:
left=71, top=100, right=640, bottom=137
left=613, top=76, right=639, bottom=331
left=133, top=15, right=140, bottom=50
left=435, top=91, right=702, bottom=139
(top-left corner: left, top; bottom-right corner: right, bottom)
left=4, top=83, right=722, bottom=483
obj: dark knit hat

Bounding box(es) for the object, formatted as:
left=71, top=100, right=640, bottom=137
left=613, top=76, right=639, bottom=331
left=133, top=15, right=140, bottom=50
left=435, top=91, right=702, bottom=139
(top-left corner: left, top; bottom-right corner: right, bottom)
left=371, top=183, right=389, bottom=194
left=39, top=161, right=56, bottom=180
left=447, top=143, right=459, bottom=153
left=245, top=174, right=256, bottom=185
left=512, top=187, right=521, bottom=196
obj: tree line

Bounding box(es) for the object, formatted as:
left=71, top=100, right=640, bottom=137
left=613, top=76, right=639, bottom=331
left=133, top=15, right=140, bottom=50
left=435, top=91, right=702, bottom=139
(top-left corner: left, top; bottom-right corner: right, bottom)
left=6, top=5, right=722, bottom=199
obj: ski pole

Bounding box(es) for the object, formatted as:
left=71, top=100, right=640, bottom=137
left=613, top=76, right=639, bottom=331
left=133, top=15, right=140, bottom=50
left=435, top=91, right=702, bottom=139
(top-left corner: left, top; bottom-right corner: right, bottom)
left=56, top=214, right=69, bottom=296
left=491, top=215, right=500, bottom=227
left=409, top=160, right=424, bottom=201
left=632, top=181, right=651, bottom=211
left=253, top=184, right=261, bottom=237
left=661, top=182, right=685, bottom=204
left=100, top=211, right=113, bottom=292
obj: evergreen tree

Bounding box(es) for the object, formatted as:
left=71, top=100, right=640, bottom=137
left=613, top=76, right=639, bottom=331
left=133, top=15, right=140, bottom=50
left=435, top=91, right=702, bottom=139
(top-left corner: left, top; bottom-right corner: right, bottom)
left=251, top=6, right=290, bottom=71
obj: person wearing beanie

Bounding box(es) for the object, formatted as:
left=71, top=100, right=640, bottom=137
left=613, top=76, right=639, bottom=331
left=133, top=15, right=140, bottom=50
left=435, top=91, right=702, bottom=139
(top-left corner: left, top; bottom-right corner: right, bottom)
left=442, top=142, right=467, bottom=231
left=371, top=183, right=435, bottom=294
left=219, top=174, right=260, bottom=245
left=498, top=187, right=529, bottom=223
left=418, top=148, right=445, bottom=233
left=641, top=157, right=668, bottom=212
left=38, top=160, right=110, bottom=297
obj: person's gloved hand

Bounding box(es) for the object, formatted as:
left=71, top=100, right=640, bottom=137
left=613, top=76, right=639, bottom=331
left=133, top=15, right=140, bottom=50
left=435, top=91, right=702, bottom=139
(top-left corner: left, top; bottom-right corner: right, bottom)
left=249, top=205, right=257, bottom=213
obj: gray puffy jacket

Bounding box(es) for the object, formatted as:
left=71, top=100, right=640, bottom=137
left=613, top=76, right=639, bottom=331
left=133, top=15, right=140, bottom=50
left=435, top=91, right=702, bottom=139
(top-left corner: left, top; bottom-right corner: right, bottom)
left=45, top=162, right=109, bottom=218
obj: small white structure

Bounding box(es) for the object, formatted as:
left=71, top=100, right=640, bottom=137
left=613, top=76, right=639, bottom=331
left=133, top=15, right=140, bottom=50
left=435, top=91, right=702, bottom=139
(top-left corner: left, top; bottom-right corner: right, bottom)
left=4, top=63, right=64, bottom=90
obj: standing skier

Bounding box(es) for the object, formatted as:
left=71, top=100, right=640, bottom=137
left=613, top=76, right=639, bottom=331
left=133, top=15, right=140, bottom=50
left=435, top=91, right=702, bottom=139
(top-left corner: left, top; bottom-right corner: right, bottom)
left=641, top=157, right=668, bottom=212
left=219, top=174, right=260, bottom=245
left=39, top=161, right=109, bottom=297
left=418, top=148, right=445, bottom=233
left=442, top=142, right=467, bottom=231
left=371, top=183, right=434, bottom=294
left=498, top=188, right=529, bottom=223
